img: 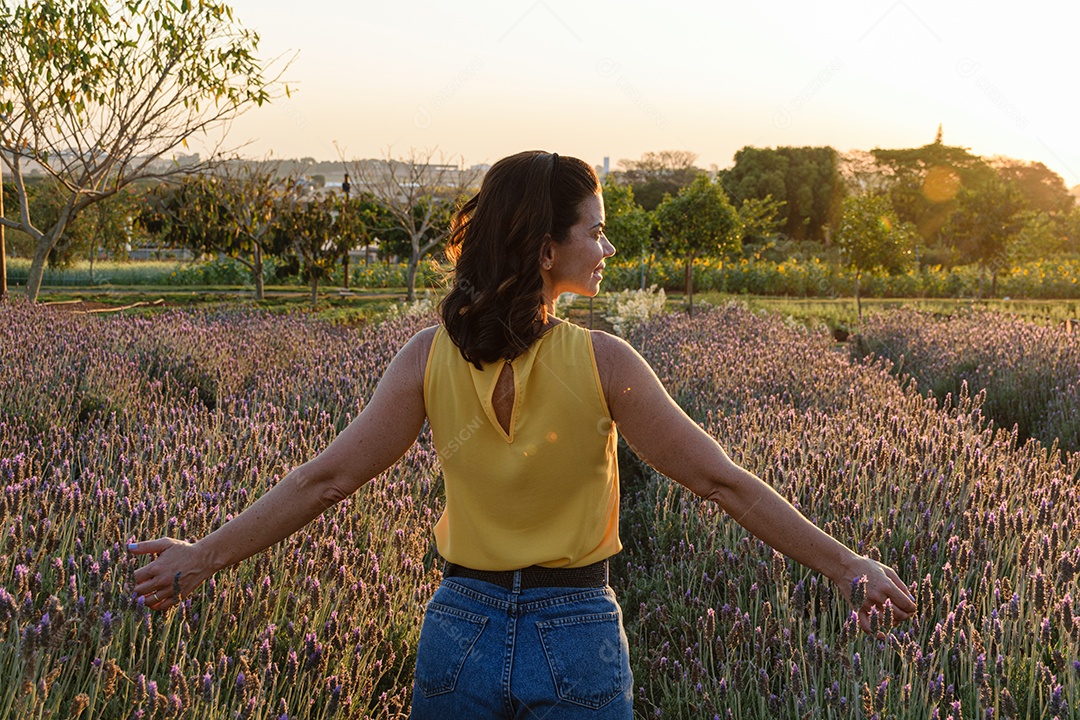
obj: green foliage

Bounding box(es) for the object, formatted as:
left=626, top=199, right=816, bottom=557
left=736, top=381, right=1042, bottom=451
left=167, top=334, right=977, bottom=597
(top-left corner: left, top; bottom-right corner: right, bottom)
left=350, top=261, right=444, bottom=290
left=162, top=257, right=285, bottom=287
left=655, top=175, right=741, bottom=311
left=0, top=0, right=281, bottom=300
left=719, top=146, right=844, bottom=242
left=943, top=179, right=1027, bottom=276
left=271, top=194, right=354, bottom=307
left=3, top=179, right=135, bottom=268
left=602, top=179, right=653, bottom=259
left=871, top=140, right=996, bottom=244
left=656, top=176, right=742, bottom=260
left=1009, top=210, right=1070, bottom=263
left=1065, top=206, right=1080, bottom=253
left=992, top=158, right=1075, bottom=214
left=370, top=195, right=453, bottom=262
left=144, top=178, right=234, bottom=258
left=835, top=195, right=917, bottom=277
left=737, top=194, right=786, bottom=253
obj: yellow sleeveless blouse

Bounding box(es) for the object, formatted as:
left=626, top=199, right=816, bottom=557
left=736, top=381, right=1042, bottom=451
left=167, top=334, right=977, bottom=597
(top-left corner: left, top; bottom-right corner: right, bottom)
left=423, top=322, right=621, bottom=570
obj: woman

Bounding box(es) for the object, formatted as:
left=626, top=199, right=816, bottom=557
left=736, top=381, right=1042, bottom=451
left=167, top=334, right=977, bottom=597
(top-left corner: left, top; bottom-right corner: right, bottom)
left=129, top=151, right=916, bottom=718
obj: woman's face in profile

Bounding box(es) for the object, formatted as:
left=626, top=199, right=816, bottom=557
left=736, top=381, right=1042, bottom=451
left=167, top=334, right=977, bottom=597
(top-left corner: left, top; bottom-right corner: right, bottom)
left=545, top=193, right=616, bottom=298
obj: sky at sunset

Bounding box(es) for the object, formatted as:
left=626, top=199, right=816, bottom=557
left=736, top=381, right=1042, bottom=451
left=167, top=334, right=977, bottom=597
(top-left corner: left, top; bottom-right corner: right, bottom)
left=217, top=0, right=1079, bottom=186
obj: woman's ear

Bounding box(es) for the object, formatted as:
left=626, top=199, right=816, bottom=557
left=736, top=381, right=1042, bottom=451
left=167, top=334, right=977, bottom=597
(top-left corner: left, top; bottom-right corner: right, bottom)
left=539, top=234, right=555, bottom=271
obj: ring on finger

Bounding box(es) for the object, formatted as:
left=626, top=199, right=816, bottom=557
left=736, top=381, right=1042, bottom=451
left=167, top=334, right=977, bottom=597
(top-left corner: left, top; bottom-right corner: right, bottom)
left=152, top=591, right=160, bottom=603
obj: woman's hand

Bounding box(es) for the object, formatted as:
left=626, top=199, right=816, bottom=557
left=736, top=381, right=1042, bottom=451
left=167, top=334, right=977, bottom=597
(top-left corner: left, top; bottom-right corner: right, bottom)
left=835, top=555, right=917, bottom=637
left=128, top=538, right=214, bottom=612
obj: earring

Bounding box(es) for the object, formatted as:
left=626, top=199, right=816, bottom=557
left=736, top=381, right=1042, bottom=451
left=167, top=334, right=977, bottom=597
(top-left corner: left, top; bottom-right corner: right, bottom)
left=543, top=261, right=553, bottom=270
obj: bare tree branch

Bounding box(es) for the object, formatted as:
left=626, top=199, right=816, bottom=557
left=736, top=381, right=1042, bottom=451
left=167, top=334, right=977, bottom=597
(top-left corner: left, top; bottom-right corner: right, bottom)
left=345, top=147, right=480, bottom=301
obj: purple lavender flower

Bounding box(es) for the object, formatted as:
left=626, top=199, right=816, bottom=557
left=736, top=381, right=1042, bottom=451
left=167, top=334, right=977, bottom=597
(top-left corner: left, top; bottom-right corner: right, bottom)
left=851, top=575, right=867, bottom=609
left=1049, top=684, right=1066, bottom=717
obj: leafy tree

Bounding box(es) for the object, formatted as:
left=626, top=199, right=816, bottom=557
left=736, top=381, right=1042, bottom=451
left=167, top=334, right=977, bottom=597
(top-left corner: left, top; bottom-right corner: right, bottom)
left=602, top=179, right=653, bottom=289
left=143, top=176, right=231, bottom=259
left=1064, top=206, right=1080, bottom=255
left=835, top=194, right=916, bottom=317
left=371, top=195, right=455, bottom=267
left=942, top=179, right=1027, bottom=297
left=655, top=175, right=741, bottom=315
left=1008, top=210, right=1071, bottom=263
left=871, top=137, right=995, bottom=248
left=347, top=149, right=478, bottom=301
left=271, top=194, right=355, bottom=308
left=737, top=195, right=786, bottom=256
left=719, top=146, right=844, bottom=243
left=49, top=187, right=137, bottom=283
left=614, top=150, right=701, bottom=211
left=990, top=157, right=1075, bottom=215
left=0, top=176, right=133, bottom=276
left=148, top=162, right=301, bottom=300
left=0, top=0, right=283, bottom=301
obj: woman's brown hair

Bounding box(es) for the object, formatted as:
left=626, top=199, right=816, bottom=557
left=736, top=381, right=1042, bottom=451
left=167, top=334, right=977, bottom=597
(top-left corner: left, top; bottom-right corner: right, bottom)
left=439, top=151, right=600, bottom=368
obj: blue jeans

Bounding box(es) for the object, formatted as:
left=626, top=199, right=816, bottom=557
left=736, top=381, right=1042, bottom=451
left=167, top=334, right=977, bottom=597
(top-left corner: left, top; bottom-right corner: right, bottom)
left=409, top=572, right=634, bottom=719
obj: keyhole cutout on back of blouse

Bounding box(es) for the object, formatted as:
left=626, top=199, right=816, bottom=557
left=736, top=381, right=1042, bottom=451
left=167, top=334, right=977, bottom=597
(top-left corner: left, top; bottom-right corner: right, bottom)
left=492, top=361, right=515, bottom=437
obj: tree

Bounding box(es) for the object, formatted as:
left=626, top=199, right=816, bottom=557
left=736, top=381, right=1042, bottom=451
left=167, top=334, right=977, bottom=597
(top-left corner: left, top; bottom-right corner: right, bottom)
left=655, top=175, right=741, bottom=315
left=719, top=146, right=844, bottom=243
left=835, top=194, right=916, bottom=317
left=615, top=150, right=701, bottom=211
left=942, top=179, right=1026, bottom=298
left=989, top=157, right=1075, bottom=215
left=870, top=135, right=995, bottom=249
left=48, top=186, right=137, bottom=283
left=736, top=195, right=786, bottom=255
left=0, top=0, right=283, bottom=301
left=1008, top=210, right=1071, bottom=263
left=271, top=193, right=354, bottom=308
left=1064, top=206, right=1080, bottom=256
left=602, top=179, right=653, bottom=289
left=347, top=149, right=478, bottom=301
left=149, top=162, right=300, bottom=300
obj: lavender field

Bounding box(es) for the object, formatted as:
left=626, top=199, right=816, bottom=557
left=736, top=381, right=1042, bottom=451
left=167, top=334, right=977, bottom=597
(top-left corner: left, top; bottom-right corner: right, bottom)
left=2, top=302, right=1078, bottom=719
left=851, top=309, right=1080, bottom=454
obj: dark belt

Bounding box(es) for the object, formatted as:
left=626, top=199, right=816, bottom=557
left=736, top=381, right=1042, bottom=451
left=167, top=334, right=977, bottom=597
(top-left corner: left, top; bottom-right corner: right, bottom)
left=443, top=559, right=609, bottom=589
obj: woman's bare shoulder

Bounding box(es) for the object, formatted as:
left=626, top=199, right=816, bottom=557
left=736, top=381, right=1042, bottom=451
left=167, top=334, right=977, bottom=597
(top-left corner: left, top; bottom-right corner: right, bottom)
left=588, top=328, right=643, bottom=394
left=414, top=323, right=441, bottom=346
left=409, top=324, right=442, bottom=377
left=589, top=328, right=635, bottom=363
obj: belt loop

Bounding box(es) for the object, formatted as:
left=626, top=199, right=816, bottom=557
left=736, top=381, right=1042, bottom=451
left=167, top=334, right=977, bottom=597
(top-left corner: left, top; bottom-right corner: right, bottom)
left=511, top=568, right=522, bottom=594
left=603, top=559, right=609, bottom=586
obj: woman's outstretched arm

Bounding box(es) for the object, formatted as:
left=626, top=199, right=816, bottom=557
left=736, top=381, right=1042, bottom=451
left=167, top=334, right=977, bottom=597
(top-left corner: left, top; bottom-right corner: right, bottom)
left=129, top=327, right=436, bottom=611
left=592, top=331, right=916, bottom=635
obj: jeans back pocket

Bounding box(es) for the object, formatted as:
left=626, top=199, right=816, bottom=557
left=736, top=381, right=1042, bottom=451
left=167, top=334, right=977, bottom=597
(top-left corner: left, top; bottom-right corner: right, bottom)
left=414, top=602, right=489, bottom=698
left=537, top=610, right=629, bottom=709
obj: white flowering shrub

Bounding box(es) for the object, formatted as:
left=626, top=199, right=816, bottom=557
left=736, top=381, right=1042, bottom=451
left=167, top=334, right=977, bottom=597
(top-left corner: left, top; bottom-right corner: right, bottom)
left=555, top=292, right=578, bottom=317
left=384, top=293, right=435, bottom=320
left=604, top=285, right=667, bottom=336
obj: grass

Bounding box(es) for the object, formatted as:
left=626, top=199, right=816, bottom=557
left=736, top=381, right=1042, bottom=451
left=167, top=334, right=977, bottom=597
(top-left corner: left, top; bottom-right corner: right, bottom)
left=5, top=258, right=183, bottom=287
